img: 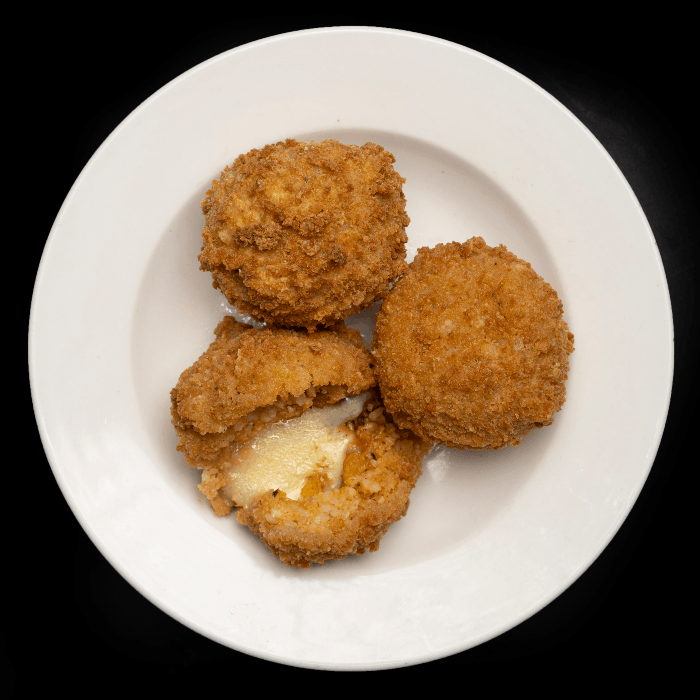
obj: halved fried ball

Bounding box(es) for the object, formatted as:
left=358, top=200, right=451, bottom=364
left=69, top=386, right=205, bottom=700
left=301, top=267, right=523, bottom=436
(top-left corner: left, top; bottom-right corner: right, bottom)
left=236, top=389, right=429, bottom=568
left=171, top=317, right=430, bottom=567
left=171, top=317, right=375, bottom=495
left=198, top=139, right=409, bottom=330
left=372, top=237, right=574, bottom=450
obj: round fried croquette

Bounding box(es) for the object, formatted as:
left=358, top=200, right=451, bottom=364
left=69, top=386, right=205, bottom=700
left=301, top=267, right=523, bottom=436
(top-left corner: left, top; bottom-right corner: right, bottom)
left=171, top=319, right=429, bottom=567
left=198, top=139, right=410, bottom=330
left=372, top=237, right=574, bottom=450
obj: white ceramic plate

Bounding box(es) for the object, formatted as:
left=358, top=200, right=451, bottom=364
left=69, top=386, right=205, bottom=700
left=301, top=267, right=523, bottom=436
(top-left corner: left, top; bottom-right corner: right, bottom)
left=30, top=27, right=672, bottom=670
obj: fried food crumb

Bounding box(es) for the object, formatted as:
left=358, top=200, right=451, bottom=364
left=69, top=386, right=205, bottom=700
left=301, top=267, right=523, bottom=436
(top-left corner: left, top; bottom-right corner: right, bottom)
left=237, top=389, right=430, bottom=568
left=199, top=139, right=410, bottom=330
left=372, top=237, right=574, bottom=449
left=171, top=316, right=374, bottom=451
left=171, top=318, right=430, bottom=567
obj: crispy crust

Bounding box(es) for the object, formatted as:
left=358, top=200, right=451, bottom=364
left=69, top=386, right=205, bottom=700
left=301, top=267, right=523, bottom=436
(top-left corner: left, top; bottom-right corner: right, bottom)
left=171, top=316, right=375, bottom=436
left=235, top=389, right=430, bottom=568
left=170, top=320, right=430, bottom=567
left=198, top=139, right=409, bottom=330
left=171, top=319, right=377, bottom=518
left=372, top=237, right=574, bottom=449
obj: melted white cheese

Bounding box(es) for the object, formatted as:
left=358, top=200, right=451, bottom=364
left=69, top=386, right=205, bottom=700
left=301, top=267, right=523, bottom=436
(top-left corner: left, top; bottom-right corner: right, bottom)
left=222, top=393, right=368, bottom=507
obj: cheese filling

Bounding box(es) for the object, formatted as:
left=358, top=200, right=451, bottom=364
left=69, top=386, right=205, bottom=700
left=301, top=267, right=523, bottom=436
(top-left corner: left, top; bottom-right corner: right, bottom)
left=222, top=393, right=368, bottom=507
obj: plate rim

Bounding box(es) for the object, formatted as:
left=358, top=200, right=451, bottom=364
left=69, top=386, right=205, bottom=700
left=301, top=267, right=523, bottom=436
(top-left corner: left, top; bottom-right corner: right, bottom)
left=30, top=25, right=674, bottom=670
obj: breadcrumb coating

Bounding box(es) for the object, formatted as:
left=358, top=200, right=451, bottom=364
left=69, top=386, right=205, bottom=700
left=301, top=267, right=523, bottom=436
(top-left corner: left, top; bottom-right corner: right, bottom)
left=171, top=318, right=377, bottom=517
left=171, top=316, right=374, bottom=436
left=372, top=237, right=574, bottom=449
left=171, top=319, right=429, bottom=567
left=237, top=390, right=430, bottom=568
left=199, top=139, right=409, bottom=330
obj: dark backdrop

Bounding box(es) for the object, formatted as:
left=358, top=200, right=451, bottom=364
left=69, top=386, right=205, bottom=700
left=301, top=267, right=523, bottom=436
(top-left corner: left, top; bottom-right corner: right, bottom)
left=17, top=15, right=694, bottom=688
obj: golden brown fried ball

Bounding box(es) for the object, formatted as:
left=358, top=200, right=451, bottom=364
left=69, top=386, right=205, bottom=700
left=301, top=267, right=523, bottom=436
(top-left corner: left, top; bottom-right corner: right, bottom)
left=199, top=139, right=409, bottom=330
left=171, top=317, right=430, bottom=567
left=372, top=237, right=574, bottom=450
left=171, top=317, right=376, bottom=486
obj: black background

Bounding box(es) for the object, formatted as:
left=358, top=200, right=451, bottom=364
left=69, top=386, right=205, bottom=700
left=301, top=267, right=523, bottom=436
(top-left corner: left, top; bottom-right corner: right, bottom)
left=16, top=14, right=695, bottom=688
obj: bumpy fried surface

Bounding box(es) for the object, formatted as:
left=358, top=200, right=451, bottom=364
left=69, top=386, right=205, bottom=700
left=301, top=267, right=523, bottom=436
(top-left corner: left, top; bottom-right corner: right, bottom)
left=171, top=316, right=375, bottom=464
left=171, top=320, right=429, bottom=567
left=236, top=389, right=430, bottom=568
left=373, top=237, right=574, bottom=449
left=199, top=139, right=409, bottom=330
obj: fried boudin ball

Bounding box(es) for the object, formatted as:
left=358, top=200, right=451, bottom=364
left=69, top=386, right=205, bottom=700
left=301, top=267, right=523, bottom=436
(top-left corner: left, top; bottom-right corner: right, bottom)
left=372, top=237, right=574, bottom=450
left=171, top=317, right=430, bottom=567
left=198, top=139, right=409, bottom=330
